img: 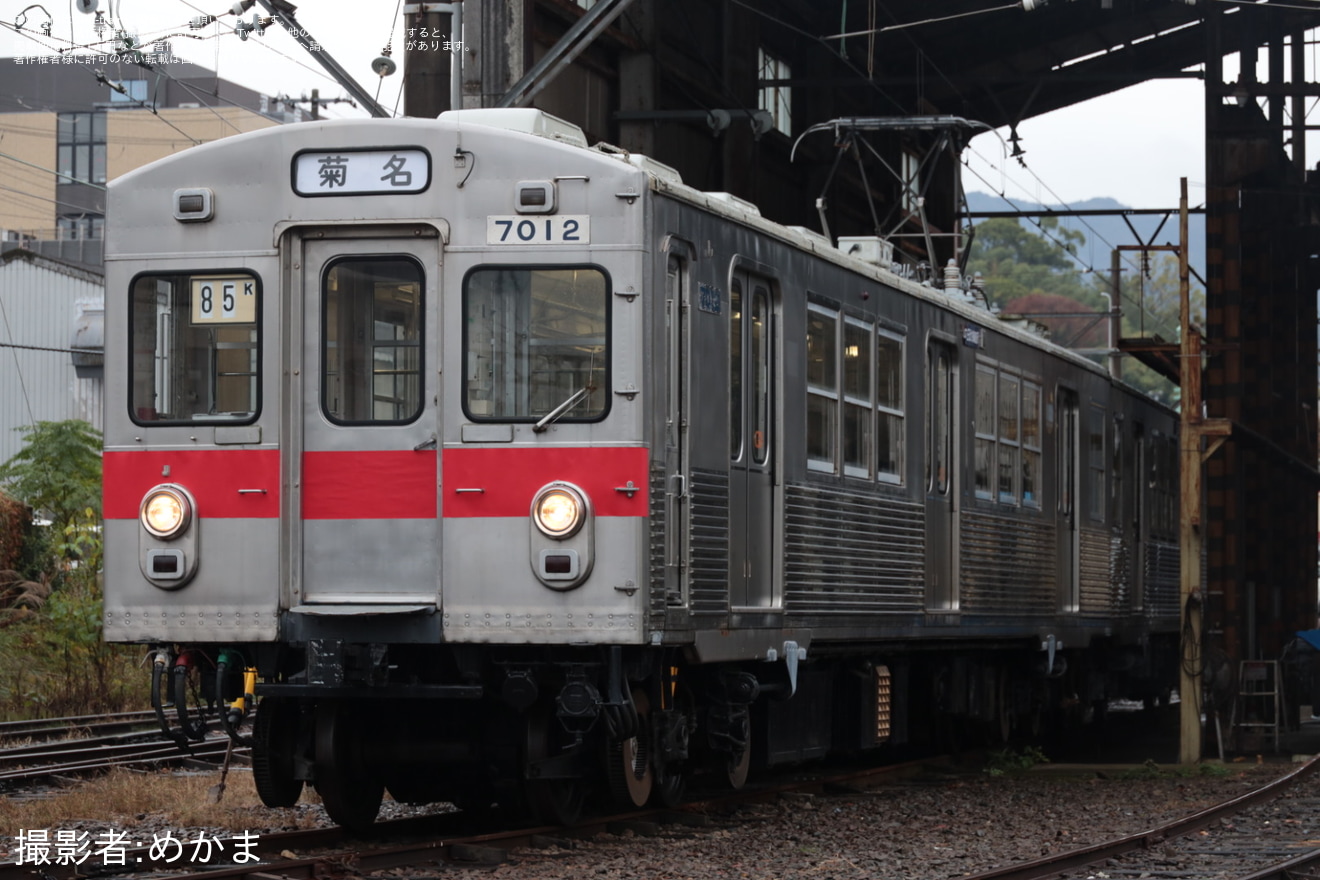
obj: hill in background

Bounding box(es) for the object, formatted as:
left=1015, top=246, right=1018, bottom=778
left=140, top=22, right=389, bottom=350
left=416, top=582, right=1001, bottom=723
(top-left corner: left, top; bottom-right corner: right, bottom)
left=965, top=192, right=1206, bottom=276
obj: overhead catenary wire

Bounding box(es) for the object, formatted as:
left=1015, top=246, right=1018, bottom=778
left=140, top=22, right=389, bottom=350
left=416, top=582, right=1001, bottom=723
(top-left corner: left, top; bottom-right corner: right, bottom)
left=965, top=133, right=1202, bottom=289
left=960, top=154, right=1181, bottom=341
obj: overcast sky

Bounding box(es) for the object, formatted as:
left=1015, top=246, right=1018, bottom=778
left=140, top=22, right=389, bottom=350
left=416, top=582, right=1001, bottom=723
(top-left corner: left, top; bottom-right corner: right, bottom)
left=0, top=2, right=1229, bottom=211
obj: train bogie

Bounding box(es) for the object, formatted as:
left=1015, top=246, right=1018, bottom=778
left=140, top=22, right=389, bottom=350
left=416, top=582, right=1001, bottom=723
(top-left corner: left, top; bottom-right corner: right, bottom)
left=103, top=109, right=1180, bottom=828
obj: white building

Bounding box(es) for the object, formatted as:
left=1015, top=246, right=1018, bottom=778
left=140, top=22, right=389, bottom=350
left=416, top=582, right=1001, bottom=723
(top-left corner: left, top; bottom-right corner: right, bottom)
left=0, top=250, right=103, bottom=466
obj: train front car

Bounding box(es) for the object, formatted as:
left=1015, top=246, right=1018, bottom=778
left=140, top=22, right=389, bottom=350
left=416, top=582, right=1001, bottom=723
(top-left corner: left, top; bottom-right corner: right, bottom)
left=103, top=110, right=663, bottom=828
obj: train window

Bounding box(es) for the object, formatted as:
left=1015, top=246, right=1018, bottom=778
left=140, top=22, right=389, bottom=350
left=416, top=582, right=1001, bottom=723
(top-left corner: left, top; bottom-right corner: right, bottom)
left=1150, top=434, right=1176, bottom=539
left=973, top=365, right=996, bottom=499
left=730, top=278, right=743, bottom=460
left=997, top=374, right=1020, bottom=504
left=1088, top=404, right=1106, bottom=522
left=806, top=305, right=838, bottom=473
left=876, top=330, right=904, bottom=483
left=750, top=287, right=771, bottom=466
left=129, top=272, right=259, bottom=424
left=463, top=266, right=608, bottom=423
left=931, top=350, right=951, bottom=495
left=973, top=365, right=1038, bottom=508
left=666, top=255, right=684, bottom=453
left=323, top=258, right=423, bottom=424
left=1022, top=383, right=1042, bottom=507
left=842, top=319, right=872, bottom=477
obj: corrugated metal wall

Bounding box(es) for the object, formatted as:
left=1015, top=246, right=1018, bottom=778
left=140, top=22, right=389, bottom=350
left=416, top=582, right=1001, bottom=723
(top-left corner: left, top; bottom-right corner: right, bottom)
left=0, top=254, right=104, bottom=467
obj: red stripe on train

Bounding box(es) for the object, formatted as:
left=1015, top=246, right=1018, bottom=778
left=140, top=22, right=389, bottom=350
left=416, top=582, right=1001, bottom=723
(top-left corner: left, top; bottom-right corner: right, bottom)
left=302, top=450, right=437, bottom=519
left=103, top=449, right=281, bottom=519
left=103, top=446, right=648, bottom=520
left=442, top=446, right=649, bottom=518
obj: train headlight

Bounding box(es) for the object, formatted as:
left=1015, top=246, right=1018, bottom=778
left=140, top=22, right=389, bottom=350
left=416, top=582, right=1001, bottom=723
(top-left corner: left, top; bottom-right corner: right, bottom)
left=140, top=485, right=192, bottom=539
left=532, top=483, right=586, bottom=539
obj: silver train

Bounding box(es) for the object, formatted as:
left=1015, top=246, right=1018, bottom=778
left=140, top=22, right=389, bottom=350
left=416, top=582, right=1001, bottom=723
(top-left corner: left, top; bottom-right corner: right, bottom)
left=103, top=109, right=1180, bottom=828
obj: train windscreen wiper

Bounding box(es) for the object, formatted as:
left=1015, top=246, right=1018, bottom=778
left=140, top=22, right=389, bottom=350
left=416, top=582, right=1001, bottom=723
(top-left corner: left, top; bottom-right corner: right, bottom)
left=532, top=386, right=590, bottom=433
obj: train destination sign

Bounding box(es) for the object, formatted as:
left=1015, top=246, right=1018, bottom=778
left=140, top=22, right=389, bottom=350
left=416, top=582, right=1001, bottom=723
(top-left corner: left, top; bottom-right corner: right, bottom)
left=292, top=148, right=430, bottom=196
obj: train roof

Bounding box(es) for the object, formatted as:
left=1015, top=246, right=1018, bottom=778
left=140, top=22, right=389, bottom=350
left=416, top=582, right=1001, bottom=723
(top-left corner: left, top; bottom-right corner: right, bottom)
left=427, top=110, right=1123, bottom=385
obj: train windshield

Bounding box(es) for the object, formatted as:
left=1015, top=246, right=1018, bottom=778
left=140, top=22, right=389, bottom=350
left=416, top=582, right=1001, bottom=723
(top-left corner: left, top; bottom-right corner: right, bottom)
left=463, top=266, right=609, bottom=422
left=129, top=272, right=259, bottom=424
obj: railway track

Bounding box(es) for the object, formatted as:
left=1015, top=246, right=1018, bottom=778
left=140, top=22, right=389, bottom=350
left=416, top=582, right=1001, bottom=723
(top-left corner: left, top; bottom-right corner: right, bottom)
left=0, top=756, right=942, bottom=880
left=0, top=710, right=246, bottom=786
left=0, top=736, right=244, bottom=785
left=0, top=710, right=160, bottom=744
left=959, top=755, right=1320, bottom=880
left=5, top=754, right=1319, bottom=880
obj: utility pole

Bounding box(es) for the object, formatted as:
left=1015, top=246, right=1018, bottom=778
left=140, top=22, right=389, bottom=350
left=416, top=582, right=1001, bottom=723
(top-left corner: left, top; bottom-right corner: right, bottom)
left=1179, top=176, right=1232, bottom=765
left=282, top=90, right=357, bottom=121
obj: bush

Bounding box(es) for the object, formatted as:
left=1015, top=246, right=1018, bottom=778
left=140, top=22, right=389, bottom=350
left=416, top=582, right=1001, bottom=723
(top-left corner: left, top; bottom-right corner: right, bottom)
left=0, top=423, right=144, bottom=720
left=0, top=573, right=145, bottom=720
left=0, top=490, right=27, bottom=573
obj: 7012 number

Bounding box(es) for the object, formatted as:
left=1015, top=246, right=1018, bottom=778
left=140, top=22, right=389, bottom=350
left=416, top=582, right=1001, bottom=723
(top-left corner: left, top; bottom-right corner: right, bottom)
left=486, top=215, right=590, bottom=245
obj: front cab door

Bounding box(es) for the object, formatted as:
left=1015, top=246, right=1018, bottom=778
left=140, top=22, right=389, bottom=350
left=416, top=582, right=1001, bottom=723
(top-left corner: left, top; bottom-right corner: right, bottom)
left=294, top=232, right=441, bottom=607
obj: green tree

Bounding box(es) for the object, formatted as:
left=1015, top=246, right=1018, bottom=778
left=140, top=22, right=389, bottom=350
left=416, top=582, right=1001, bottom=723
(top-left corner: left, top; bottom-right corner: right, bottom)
left=966, top=217, right=1101, bottom=310
left=0, top=420, right=102, bottom=533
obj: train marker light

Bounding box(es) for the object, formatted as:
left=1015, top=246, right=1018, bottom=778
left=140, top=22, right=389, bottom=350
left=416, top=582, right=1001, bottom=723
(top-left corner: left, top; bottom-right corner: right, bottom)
left=532, top=483, right=585, bottom=538
left=141, top=485, right=193, bottom=539
left=516, top=180, right=556, bottom=214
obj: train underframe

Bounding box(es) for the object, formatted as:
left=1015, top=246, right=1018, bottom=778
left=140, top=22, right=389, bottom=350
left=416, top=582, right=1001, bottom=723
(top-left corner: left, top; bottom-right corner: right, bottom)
left=151, top=634, right=1178, bottom=830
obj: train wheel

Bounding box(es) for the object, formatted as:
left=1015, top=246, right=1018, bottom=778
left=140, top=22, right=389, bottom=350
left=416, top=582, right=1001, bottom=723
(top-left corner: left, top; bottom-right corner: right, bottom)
left=724, top=742, right=751, bottom=790
left=314, top=702, right=383, bottom=832
left=607, top=690, right=653, bottom=808
left=524, top=708, right=585, bottom=826
left=652, top=770, right=686, bottom=807
left=252, top=698, right=303, bottom=808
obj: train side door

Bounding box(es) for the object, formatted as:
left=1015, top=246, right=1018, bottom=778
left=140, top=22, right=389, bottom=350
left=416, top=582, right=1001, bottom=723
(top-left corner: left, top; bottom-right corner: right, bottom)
left=924, top=340, right=958, bottom=611
left=295, top=233, right=441, bottom=606
left=1057, top=388, right=1080, bottom=612
left=728, top=272, right=778, bottom=609
left=665, top=252, right=690, bottom=607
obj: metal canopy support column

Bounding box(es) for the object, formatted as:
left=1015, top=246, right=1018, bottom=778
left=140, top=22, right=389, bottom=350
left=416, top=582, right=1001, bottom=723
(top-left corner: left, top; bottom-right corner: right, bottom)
left=1202, top=3, right=1320, bottom=759
left=496, top=0, right=638, bottom=109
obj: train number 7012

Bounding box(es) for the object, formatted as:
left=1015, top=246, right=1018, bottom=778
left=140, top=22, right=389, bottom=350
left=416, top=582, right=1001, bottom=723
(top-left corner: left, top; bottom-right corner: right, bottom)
left=486, top=215, right=591, bottom=245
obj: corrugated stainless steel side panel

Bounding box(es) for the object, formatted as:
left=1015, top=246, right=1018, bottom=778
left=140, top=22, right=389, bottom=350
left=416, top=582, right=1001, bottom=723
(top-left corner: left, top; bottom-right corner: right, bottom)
left=783, top=482, right=924, bottom=614
left=688, top=467, right=729, bottom=615
left=1143, top=539, right=1180, bottom=618
left=960, top=510, right=1054, bottom=615
left=0, top=256, right=104, bottom=465
left=1110, top=532, right=1133, bottom=615
left=648, top=462, right=667, bottom=627
left=1078, top=527, right=1117, bottom=616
